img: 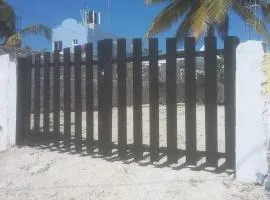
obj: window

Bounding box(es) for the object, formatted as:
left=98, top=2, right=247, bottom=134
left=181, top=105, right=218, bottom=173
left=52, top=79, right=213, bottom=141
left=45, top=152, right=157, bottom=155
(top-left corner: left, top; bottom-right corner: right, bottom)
left=54, top=41, right=62, bottom=51
left=94, top=12, right=98, bottom=24
left=73, top=39, right=78, bottom=45
left=86, top=11, right=93, bottom=24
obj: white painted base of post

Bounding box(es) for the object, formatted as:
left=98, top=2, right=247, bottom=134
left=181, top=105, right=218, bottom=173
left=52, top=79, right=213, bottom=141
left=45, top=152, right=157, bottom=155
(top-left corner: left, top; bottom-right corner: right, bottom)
left=235, top=40, right=268, bottom=183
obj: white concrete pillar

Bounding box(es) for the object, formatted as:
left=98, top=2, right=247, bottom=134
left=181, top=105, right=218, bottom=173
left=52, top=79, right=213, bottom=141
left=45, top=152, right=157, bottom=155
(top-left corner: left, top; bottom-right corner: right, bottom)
left=236, top=41, right=268, bottom=182
left=0, top=54, right=17, bottom=151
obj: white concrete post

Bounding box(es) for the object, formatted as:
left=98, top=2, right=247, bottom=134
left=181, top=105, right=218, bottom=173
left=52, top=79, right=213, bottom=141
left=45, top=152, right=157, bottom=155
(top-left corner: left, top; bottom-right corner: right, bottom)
left=0, top=54, right=17, bottom=151
left=236, top=41, right=268, bottom=183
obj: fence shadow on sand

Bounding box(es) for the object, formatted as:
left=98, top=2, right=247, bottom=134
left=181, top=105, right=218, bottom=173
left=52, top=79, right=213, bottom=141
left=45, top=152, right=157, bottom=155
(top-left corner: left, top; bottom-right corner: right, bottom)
left=23, top=134, right=234, bottom=176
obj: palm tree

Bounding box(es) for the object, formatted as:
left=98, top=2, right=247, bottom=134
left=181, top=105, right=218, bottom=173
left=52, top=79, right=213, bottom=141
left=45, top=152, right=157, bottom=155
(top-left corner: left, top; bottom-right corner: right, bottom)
left=146, top=0, right=270, bottom=42
left=0, top=0, right=15, bottom=41
left=0, top=0, right=52, bottom=47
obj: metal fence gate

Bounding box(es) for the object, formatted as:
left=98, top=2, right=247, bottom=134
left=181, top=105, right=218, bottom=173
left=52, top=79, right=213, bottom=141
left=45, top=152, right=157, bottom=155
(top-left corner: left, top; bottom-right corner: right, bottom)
left=16, top=36, right=239, bottom=170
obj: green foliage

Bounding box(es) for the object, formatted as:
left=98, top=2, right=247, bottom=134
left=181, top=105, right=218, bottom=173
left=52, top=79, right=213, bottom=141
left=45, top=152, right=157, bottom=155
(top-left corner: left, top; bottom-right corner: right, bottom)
left=146, top=0, right=270, bottom=42
left=0, top=1, right=15, bottom=41
left=217, top=57, right=224, bottom=84
left=0, top=1, right=52, bottom=47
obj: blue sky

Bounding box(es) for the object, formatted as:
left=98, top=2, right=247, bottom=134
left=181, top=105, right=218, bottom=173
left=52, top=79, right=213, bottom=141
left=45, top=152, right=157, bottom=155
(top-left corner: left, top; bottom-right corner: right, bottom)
left=7, top=0, right=263, bottom=51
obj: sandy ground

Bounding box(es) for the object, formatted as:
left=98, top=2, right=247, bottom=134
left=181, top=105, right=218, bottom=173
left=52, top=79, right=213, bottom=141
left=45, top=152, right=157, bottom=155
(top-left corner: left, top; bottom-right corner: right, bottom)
left=36, top=104, right=225, bottom=152
left=0, top=146, right=268, bottom=200
left=0, top=104, right=268, bottom=199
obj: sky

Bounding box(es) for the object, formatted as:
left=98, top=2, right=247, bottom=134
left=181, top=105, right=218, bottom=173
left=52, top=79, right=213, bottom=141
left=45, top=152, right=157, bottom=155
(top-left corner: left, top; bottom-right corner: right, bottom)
left=7, top=0, right=264, bottom=51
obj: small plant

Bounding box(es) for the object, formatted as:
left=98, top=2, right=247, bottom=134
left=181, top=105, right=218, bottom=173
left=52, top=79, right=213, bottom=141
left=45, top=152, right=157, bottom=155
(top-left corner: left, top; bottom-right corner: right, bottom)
left=217, top=56, right=225, bottom=84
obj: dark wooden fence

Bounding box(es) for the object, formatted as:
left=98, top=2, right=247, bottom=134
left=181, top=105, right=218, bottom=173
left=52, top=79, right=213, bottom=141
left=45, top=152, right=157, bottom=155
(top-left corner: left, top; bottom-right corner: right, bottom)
left=16, top=36, right=239, bottom=170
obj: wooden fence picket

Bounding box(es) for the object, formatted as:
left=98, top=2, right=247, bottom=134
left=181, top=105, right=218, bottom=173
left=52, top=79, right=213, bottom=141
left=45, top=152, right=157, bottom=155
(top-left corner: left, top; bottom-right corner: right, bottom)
left=185, top=37, right=197, bottom=165
left=133, top=38, right=143, bottom=160
left=117, top=39, right=128, bottom=158
left=166, top=38, right=178, bottom=163
left=149, top=38, right=159, bottom=161
left=43, top=52, right=50, bottom=136
left=98, top=39, right=113, bottom=155
left=224, top=36, right=239, bottom=169
left=205, top=37, right=218, bottom=167
left=64, top=48, right=71, bottom=146
left=74, top=46, right=82, bottom=151
left=85, top=43, right=94, bottom=153
left=34, top=54, right=41, bottom=132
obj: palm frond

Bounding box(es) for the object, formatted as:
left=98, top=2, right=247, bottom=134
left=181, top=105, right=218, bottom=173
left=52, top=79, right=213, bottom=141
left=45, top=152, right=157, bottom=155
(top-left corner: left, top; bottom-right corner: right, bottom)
left=190, top=5, right=208, bottom=38
left=175, top=1, right=207, bottom=42
left=5, top=32, right=22, bottom=47
left=233, top=1, right=268, bottom=36
left=175, top=17, right=192, bottom=43
left=261, top=2, right=270, bottom=22
left=215, top=14, right=229, bottom=40
left=0, top=1, right=14, bottom=20
left=147, top=0, right=270, bottom=43
left=21, top=24, right=52, bottom=41
left=202, top=0, right=232, bottom=24
left=0, top=0, right=16, bottom=39
left=147, top=0, right=192, bottom=37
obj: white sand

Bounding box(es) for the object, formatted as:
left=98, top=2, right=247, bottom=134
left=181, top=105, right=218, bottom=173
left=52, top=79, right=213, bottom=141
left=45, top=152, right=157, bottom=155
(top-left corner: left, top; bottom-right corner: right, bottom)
left=37, top=104, right=225, bottom=152
left=0, top=104, right=267, bottom=199
left=0, top=146, right=268, bottom=200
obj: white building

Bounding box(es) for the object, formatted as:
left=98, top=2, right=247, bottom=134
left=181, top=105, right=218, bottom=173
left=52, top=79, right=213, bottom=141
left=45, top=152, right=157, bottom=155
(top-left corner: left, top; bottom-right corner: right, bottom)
left=52, top=9, right=121, bottom=53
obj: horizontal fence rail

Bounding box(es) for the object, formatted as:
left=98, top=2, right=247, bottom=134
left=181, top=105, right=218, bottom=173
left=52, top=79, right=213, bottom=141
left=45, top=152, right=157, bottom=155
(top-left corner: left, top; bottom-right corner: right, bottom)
left=16, top=36, right=238, bottom=171
left=29, top=49, right=225, bottom=68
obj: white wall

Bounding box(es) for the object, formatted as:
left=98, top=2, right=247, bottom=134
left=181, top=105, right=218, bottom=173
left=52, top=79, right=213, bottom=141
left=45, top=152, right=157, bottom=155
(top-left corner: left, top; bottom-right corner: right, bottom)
left=0, top=54, right=17, bottom=151
left=52, top=19, right=88, bottom=52
left=236, top=41, right=268, bottom=182
left=52, top=18, right=120, bottom=53
left=52, top=18, right=135, bottom=54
